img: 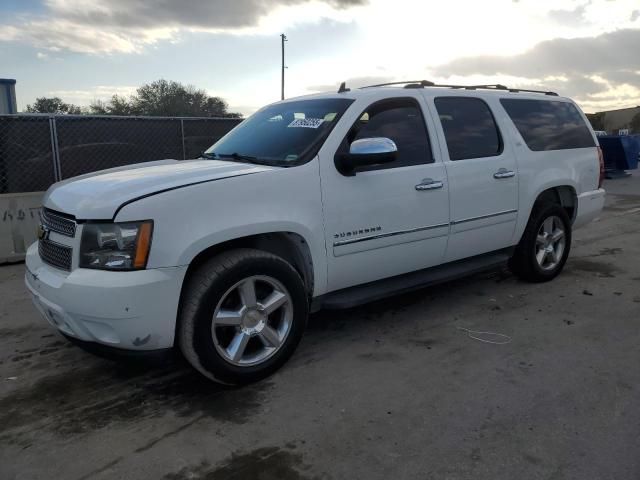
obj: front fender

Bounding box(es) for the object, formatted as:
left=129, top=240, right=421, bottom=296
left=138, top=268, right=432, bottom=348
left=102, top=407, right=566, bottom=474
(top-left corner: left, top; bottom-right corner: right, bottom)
left=114, top=160, right=328, bottom=295
left=177, top=222, right=317, bottom=266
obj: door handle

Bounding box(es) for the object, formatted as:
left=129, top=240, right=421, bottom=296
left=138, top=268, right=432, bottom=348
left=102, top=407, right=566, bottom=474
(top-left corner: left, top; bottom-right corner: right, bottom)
left=493, top=168, right=515, bottom=179
left=415, top=179, right=444, bottom=191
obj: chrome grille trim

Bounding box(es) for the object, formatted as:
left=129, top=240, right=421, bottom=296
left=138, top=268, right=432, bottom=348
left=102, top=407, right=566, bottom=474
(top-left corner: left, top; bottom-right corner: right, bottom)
left=41, top=209, right=76, bottom=237
left=39, top=239, right=72, bottom=271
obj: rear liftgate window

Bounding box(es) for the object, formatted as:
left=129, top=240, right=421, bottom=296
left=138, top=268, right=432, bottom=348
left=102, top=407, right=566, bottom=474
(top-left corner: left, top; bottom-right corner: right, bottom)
left=434, top=97, right=502, bottom=161
left=500, top=98, right=595, bottom=151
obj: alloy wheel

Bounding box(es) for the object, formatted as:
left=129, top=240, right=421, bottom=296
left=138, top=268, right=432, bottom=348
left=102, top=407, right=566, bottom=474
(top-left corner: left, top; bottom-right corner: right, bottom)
left=535, top=215, right=566, bottom=271
left=211, top=275, right=293, bottom=366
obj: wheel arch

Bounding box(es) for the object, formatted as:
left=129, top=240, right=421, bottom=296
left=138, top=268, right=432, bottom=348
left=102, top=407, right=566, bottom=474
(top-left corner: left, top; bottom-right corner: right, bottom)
left=532, top=185, right=578, bottom=223
left=174, top=231, right=315, bottom=348
left=181, top=231, right=315, bottom=296
left=513, top=183, right=578, bottom=246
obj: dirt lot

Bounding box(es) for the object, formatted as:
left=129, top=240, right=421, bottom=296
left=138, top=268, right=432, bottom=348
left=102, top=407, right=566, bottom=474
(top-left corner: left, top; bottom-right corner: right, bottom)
left=1, top=174, right=639, bottom=480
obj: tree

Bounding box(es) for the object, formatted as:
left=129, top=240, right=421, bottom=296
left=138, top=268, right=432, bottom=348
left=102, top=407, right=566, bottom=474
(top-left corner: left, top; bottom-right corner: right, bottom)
left=25, top=97, right=82, bottom=114
left=89, top=95, right=136, bottom=116
left=630, top=112, right=640, bottom=134
left=90, top=79, right=241, bottom=118
left=586, top=112, right=605, bottom=132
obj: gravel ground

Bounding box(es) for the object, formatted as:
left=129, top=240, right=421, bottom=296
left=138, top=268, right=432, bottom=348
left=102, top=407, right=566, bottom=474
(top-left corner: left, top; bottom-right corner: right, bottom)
left=1, top=174, right=639, bottom=480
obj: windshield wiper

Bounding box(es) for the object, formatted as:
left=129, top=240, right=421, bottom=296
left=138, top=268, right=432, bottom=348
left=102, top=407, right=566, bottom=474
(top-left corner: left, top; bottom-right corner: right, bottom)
left=200, top=151, right=258, bottom=163
left=215, top=152, right=290, bottom=167
left=217, top=152, right=260, bottom=163
left=203, top=151, right=291, bottom=167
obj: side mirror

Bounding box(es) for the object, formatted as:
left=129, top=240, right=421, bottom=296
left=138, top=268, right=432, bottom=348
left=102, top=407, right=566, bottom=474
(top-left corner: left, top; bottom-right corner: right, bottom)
left=335, top=137, right=398, bottom=176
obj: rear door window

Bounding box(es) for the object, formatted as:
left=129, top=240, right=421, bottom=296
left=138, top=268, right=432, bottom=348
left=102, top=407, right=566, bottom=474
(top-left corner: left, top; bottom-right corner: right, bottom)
left=434, top=97, right=502, bottom=161
left=500, top=99, right=595, bottom=151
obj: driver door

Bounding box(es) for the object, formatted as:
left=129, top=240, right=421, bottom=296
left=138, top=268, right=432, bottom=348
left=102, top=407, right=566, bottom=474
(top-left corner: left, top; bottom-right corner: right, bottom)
left=318, top=95, right=450, bottom=292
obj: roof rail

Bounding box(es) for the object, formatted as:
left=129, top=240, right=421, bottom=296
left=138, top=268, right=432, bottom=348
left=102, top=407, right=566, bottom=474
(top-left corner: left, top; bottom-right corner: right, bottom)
left=506, top=87, right=558, bottom=96
left=445, top=84, right=508, bottom=91
left=359, top=80, right=558, bottom=96
left=361, top=80, right=435, bottom=88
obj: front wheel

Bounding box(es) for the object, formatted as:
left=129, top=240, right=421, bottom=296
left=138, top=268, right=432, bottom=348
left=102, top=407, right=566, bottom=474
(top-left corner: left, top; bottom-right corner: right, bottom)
left=178, top=249, right=308, bottom=384
left=509, top=203, right=572, bottom=282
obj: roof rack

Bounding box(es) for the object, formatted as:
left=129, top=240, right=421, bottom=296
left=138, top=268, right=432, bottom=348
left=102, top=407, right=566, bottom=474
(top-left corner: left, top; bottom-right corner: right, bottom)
left=359, top=80, right=558, bottom=96
left=361, top=80, right=435, bottom=88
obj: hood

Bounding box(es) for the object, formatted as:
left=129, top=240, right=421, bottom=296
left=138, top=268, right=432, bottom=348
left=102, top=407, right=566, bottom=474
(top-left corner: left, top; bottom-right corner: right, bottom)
left=44, top=159, right=275, bottom=220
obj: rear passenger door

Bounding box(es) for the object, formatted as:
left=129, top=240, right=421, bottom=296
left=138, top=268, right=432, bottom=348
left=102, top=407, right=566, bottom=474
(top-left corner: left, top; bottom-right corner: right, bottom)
left=428, top=95, right=518, bottom=262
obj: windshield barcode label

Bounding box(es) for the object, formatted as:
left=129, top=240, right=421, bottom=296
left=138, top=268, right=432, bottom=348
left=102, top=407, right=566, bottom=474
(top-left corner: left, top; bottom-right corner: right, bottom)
left=288, top=118, right=324, bottom=129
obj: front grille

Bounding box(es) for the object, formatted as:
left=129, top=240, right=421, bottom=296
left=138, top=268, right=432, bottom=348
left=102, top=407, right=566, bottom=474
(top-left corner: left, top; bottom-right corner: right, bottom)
left=39, top=239, right=73, bottom=271
left=41, top=209, right=76, bottom=237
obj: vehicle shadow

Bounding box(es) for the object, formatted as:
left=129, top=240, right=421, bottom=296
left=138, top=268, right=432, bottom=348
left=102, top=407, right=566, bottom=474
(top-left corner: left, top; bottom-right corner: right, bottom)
left=1, top=267, right=512, bottom=446
left=0, top=350, right=271, bottom=447
left=306, top=266, right=513, bottom=333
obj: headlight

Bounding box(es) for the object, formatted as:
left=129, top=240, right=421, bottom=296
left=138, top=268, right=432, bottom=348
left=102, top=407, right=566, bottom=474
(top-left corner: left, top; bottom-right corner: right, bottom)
left=80, top=221, right=153, bottom=271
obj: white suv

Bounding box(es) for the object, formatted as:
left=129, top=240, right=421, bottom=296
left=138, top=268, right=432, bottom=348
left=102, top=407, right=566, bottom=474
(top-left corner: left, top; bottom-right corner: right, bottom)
left=25, top=81, right=606, bottom=384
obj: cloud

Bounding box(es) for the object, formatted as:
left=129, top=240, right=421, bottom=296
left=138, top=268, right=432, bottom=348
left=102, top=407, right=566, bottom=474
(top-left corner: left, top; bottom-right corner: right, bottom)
left=49, top=0, right=366, bottom=29
left=303, top=26, right=640, bottom=111
left=433, top=29, right=640, bottom=79
left=432, top=28, right=640, bottom=89
left=632, top=10, right=640, bottom=21
left=47, top=85, right=138, bottom=105
left=0, top=0, right=368, bottom=54
left=510, top=76, right=611, bottom=100
left=548, top=2, right=591, bottom=26
left=577, top=83, right=640, bottom=112
left=603, top=69, right=640, bottom=85
left=431, top=28, right=640, bottom=112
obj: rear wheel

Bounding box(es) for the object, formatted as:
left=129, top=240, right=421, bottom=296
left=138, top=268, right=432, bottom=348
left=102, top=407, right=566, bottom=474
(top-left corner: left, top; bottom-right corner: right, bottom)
left=179, top=249, right=308, bottom=384
left=509, top=203, right=572, bottom=282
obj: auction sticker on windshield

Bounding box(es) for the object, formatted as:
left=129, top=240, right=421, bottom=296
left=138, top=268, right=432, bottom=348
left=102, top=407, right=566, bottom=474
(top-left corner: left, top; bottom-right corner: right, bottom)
left=288, top=118, right=325, bottom=128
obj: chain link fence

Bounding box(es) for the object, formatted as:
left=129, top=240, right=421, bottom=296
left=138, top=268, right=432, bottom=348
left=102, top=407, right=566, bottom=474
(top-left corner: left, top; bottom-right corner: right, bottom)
left=0, top=114, right=242, bottom=194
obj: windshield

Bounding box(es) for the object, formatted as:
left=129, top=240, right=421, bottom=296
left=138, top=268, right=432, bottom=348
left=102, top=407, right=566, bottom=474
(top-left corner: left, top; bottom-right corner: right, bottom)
left=203, top=98, right=354, bottom=166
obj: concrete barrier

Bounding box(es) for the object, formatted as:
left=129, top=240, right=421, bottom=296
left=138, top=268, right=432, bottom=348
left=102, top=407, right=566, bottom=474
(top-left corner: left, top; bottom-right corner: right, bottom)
left=0, top=192, right=43, bottom=264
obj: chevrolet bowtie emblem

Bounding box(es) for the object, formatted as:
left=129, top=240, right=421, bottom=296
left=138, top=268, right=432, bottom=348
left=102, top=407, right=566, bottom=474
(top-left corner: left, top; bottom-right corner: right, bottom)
left=37, top=224, right=50, bottom=241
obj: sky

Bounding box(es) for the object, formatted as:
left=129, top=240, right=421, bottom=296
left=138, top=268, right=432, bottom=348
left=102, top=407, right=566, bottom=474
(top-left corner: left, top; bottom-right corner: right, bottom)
left=1, top=0, right=639, bottom=115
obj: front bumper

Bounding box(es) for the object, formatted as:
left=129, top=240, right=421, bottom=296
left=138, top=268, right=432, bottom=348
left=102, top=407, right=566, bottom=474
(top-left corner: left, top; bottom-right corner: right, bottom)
left=574, top=188, right=606, bottom=229
left=62, top=334, right=174, bottom=363
left=25, top=242, right=187, bottom=351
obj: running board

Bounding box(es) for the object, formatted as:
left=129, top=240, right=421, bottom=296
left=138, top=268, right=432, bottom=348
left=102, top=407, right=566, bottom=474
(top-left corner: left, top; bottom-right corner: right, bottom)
left=313, top=249, right=512, bottom=311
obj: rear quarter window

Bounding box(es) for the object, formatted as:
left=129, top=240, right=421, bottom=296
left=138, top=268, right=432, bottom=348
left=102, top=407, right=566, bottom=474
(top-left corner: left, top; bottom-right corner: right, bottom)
left=500, top=99, right=595, bottom=151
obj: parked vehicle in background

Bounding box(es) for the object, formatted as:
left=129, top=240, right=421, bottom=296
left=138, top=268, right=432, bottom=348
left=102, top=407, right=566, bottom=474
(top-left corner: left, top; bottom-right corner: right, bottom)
left=25, top=81, right=605, bottom=384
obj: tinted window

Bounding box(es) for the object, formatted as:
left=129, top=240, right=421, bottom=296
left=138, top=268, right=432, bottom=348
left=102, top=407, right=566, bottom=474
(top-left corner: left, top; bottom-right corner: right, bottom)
left=500, top=99, right=595, bottom=151
left=344, top=98, right=433, bottom=169
left=205, top=98, right=353, bottom=166
left=434, top=97, right=502, bottom=160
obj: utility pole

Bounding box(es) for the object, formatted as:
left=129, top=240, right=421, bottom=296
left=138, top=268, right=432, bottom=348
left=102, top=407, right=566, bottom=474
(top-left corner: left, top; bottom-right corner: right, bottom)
left=280, top=33, right=287, bottom=100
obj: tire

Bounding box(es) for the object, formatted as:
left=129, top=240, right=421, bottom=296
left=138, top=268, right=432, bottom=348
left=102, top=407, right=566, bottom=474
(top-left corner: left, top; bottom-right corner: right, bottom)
left=509, top=203, right=572, bottom=283
left=178, top=248, right=308, bottom=385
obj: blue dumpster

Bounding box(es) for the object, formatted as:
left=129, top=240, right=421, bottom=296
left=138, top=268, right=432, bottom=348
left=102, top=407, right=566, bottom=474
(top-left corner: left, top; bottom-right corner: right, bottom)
left=599, top=135, right=640, bottom=178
